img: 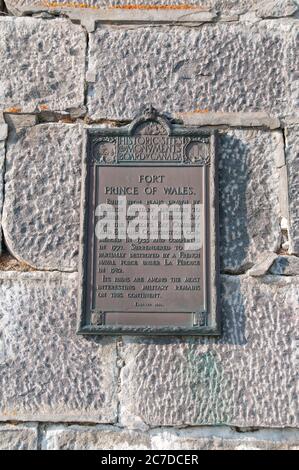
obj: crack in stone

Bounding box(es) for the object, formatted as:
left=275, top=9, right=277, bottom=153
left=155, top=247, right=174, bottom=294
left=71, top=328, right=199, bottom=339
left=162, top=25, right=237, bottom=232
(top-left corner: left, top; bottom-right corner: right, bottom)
left=2, top=112, right=289, bottom=129
left=1, top=419, right=299, bottom=433
left=279, top=127, right=291, bottom=253
left=0, top=243, right=78, bottom=273
left=1, top=420, right=299, bottom=449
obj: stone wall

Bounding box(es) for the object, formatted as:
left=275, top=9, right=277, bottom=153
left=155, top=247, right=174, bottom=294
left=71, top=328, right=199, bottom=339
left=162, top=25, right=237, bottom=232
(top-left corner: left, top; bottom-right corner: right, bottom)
left=0, top=0, right=298, bottom=450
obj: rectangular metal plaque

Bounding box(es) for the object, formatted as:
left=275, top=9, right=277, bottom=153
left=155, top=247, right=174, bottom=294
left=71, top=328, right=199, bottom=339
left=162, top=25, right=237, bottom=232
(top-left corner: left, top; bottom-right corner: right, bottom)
left=78, top=108, right=220, bottom=335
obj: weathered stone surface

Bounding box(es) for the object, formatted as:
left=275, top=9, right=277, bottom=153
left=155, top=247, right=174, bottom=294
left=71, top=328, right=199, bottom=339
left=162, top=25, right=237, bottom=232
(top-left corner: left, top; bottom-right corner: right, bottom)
left=149, top=427, right=299, bottom=450
left=39, top=7, right=217, bottom=32
left=270, top=255, right=299, bottom=275
left=0, top=17, right=85, bottom=113
left=0, top=271, right=117, bottom=422
left=5, top=114, right=38, bottom=134
left=88, top=22, right=297, bottom=120
left=248, top=253, right=278, bottom=277
left=175, top=112, right=280, bottom=130
left=255, top=0, right=298, bottom=19
left=43, top=425, right=151, bottom=450
left=43, top=424, right=299, bottom=450
left=285, top=126, right=299, bottom=255
left=2, top=123, right=82, bottom=271
left=279, top=165, right=289, bottom=221
left=4, top=1, right=261, bottom=17
left=0, top=424, right=38, bottom=450
left=119, top=275, right=299, bottom=428
left=283, top=116, right=299, bottom=127
left=218, top=130, right=281, bottom=272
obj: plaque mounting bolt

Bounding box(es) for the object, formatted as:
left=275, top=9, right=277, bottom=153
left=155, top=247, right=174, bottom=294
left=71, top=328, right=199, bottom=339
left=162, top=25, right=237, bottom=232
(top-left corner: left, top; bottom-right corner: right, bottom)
left=193, top=311, right=207, bottom=327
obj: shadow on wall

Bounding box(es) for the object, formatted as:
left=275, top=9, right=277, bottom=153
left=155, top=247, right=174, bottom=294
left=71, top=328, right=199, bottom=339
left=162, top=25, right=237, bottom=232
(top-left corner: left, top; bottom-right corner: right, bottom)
left=218, top=133, right=251, bottom=273
left=115, top=276, right=247, bottom=426
left=118, top=275, right=247, bottom=349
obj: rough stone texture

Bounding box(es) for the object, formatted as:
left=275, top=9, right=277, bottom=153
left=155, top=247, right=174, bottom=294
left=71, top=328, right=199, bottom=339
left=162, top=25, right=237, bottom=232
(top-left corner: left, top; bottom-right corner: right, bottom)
left=218, top=130, right=281, bottom=272
left=255, top=0, right=298, bottom=19
left=43, top=425, right=151, bottom=450
left=0, top=423, right=38, bottom=450
left=119, top=275, right=299, bottom=428
left=54, top=10, right=217, bottom=34
left=149, top=427, right=299, bottom=450
left=285, top=126, right=299, bottom=255
left=4, top=114, right=38, bottom=135
left=0, top=271, right=117, bottom=422
left=88, top=22, right=298, bottom=120
left=0, top=17, right=85, bottom=113
left=270, top=255, right=299, bottom=275
left=174, top=112, right=280, bottom=129
left=2, top=123, right=82, bottom=271
left=6, top=1, right=297, bottom=19
left=278, top=165, right=290, bottom=222
left=4, top=1, right=262, bottom=17
left=43, top=424, right=299, bottom=450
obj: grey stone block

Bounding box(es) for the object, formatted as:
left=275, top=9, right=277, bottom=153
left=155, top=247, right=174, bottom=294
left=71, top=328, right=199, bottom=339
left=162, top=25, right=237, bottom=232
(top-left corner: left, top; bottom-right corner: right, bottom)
left=285, top=126, right=299, bottom=255
left=255, top=0, right=298, bottom=19
left=30, top=7, right=217, bottom=31
left=2, top=123, right=82, bottom=271
left=174, top=112, right=280, bottom=130
left=218, top=130, right=281, bottom=272
left=42, top=424, right=299, bottom=450
left=119, top=275, right=299, bottom=428
left=87, top=22, right=297, bottom=120
left=0, top=271, right=118, bottom=422
left=0, top=17, right=85, bottom=113
left=270, top=255, right=299, bottom=275
left=283, top=116, right=299, bottom=127
left=279, top=164, right=290, bottom=221
left=0, top=423, right=38, bottom=450
left=4, top=1, right=260, bottom=17
left=43, top=424, right=151, bottom=450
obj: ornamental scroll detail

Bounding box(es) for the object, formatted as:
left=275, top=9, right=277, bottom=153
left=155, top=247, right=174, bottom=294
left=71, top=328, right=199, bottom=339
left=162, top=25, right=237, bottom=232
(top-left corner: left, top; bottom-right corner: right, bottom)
left=89, top=114, right=210, bottom=166
left=183, top=138, right=210, bottom=165
left=92, top=137, right=117, bottom=165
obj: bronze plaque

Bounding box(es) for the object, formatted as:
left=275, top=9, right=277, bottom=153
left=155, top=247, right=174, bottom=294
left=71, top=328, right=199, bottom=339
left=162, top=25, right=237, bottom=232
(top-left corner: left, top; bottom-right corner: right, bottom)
left=78, top=108, right=220, bottom=335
